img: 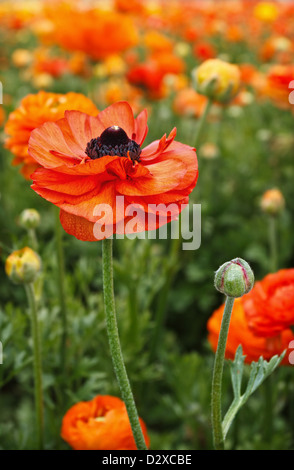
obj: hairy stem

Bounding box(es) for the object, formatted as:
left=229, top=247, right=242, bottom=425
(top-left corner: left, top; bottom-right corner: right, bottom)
left=54, top=207, right=68, bottom=374
left=102, top=238, right=147, bottom=450
left=25, top=283, right=44, bottom=450
left=211, top=296, right=235, bottom=450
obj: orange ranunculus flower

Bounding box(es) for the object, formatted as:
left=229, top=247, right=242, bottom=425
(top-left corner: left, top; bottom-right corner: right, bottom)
left=207, top=298, right=294, bottom=364
left=29, top=101, right=198, bottom=241
left=41, top=3, right=138, bottom=61
left=242, top=269, right=294, bottom=338
left=61, top=395, right=150, bottom=450
left=5, top=91, right=99, bottom=179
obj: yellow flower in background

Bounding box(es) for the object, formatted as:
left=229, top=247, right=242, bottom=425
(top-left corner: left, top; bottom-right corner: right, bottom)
left=94, top=55, right=127, bottom=79
left=11, top=49, right=33, bottom=67
left=254, top=2, right=279, bottom=22
left=192, top=58, right=241, bottom=103
left=5, top=247, right=41, bottom=284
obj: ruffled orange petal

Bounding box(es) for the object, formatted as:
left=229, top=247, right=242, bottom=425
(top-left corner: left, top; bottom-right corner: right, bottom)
left=140, top=127, right=177, bottom=161
left=32, top=167, right=101, bottom=196
left=60, top=210, right=97, bottom=242
left=133, top=108, right=148, bottom=145
left=116, top=145, right=197, bottom=196
left=95, top=101, right=135, bottom=139
left=28, top=121, right=82, bottom=168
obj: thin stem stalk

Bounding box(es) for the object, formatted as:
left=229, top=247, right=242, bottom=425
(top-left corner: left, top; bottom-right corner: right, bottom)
left=268, top=215, right=278, bottom=272
left=25, top=283, right=44, bottom=450
left=194, top=98, right=213, bottom=148
left=102, top=238, right=147, bottom=450
left=54, top=207, right=68, bottom=373
left=211, top=296, right=235, bottom=450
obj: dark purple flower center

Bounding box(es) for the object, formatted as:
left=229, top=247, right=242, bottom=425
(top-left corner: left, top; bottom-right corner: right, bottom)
left=85, top=126, right=141, bottom=162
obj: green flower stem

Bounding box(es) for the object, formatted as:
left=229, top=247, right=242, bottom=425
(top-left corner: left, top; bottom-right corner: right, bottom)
left=268, top=215, right=278, bottom=272
left=102, top=238, right=147, bottom=450
left=211, top=296, right=235, bottom=450
left=28, top=228, right=38, bottom=252
left=54, top=207, right=68, bottom=373
left=25, top=283, right=44, bottom=450
left=194, top=98, right=213, bottom=148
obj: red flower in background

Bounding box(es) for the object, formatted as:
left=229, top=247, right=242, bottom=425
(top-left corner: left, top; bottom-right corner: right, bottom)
left=61, top=395, right=150, bottom=450
left=29, top=101, right=198, bottom=241
left=207, top=298, right=294, bottom=364
left=243, top=269, right=294, bottom=338
left=193, top=42, right=216, bottom=61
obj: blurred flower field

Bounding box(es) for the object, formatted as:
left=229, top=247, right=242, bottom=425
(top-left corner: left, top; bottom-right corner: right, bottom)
left=1, top=0, right=294, bottom=451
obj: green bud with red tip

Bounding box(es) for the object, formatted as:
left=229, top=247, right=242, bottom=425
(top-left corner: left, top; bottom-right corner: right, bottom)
left=214, top=258, right=254, bottom=298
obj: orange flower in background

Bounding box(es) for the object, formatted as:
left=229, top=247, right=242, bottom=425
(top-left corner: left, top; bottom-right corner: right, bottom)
left=61, top=395, right=150, bottom=450
left=243, top=269, right=294, bottom=338
left=5, top=91, right=98, bottom=179
left=254, top=65, right=294, bottom=109
left=173, top=88, right=208, bottom=118
left=29, top=101, right=198, bottom=241
left=259, top=36, right=293, bottom=64
left=114, top=0, right=145, bottom=15
left=41, top=2, right=138, bottom=61
left=207, top=298, right=294, bottom=364
left=94, top=77, right=144, bottom=114
left=143, top=30, right=174, bottom=55
left=0, top=107, right=5, bottom=128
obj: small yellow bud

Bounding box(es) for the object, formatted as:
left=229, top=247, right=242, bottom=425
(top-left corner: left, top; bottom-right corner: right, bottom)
left=5, top=247, right=41, bottom=284
left=192, top=59, right=241, bottom=103
left=260, top=189, right=285, bottom=216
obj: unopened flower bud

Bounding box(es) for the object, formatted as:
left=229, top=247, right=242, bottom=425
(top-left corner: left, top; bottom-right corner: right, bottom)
left=260, top=188, right=285, bottom=216
left=5, top=247, right=41, bottom=284
left=19, top=209, right=41, bottom=230
left=192, top=58, right=241, bottom=103
left=199, top=142, right=219, bottom=159
left=214, top=258, right=254, bottom=298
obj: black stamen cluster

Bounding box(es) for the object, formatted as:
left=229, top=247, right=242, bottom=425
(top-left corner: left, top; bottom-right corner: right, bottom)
left=85, top=126, right=141, bottom=163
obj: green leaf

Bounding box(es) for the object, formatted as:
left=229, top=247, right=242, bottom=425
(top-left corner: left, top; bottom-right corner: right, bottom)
left=222, top=345, right=286, bottom=439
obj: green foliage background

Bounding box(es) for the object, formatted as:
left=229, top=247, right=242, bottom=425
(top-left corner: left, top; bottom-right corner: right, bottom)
left=1, top=17, right=294, bottom=451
